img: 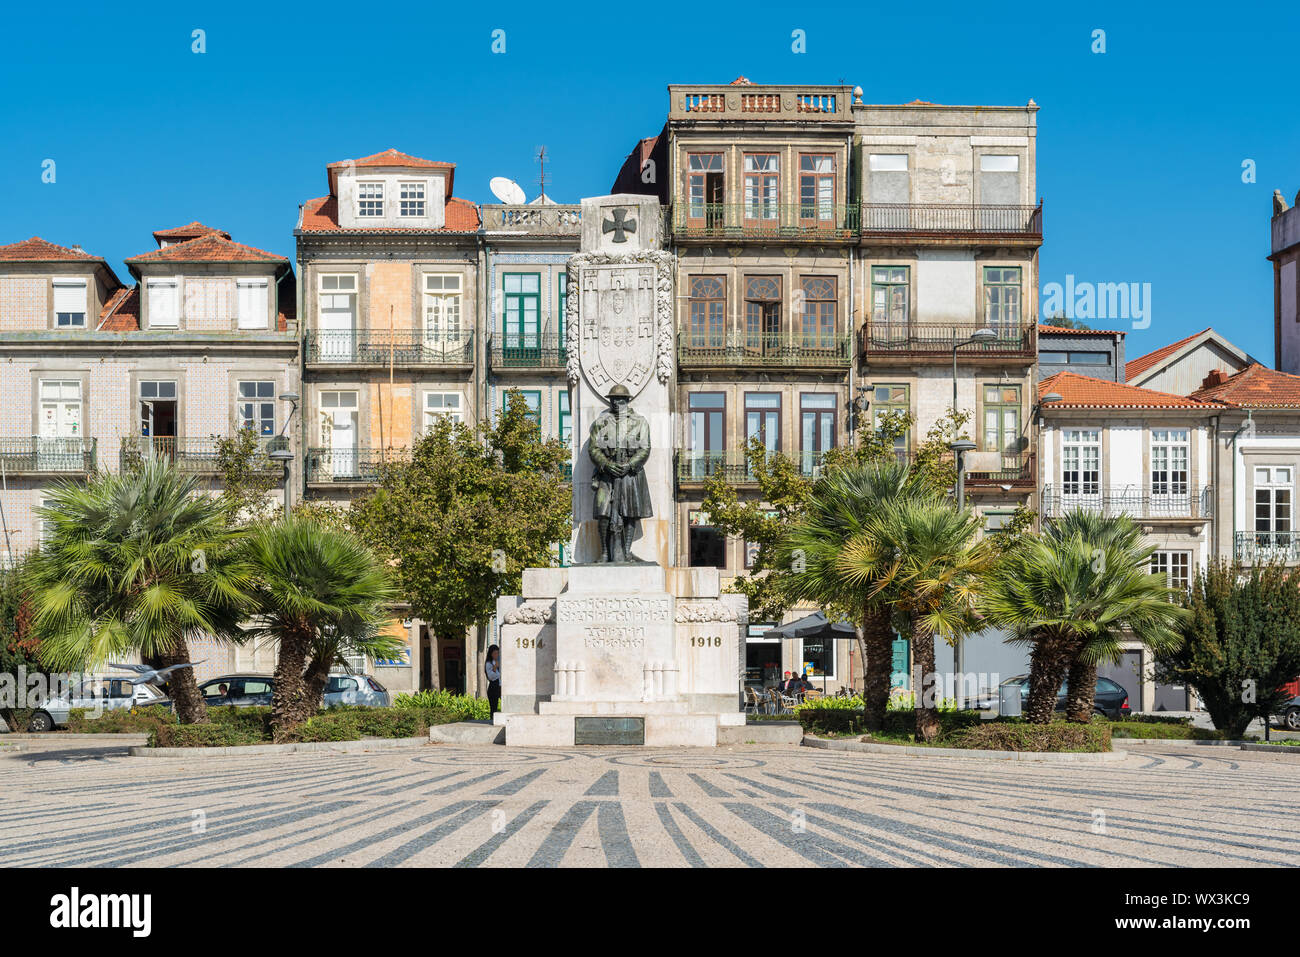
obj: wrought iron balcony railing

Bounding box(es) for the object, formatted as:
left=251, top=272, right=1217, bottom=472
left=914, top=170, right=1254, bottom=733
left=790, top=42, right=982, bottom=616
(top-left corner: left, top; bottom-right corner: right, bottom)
left=966, top=453, right=1035, bottom=485
left=1041, top=485, right=1214, bottom=520
left=860, top=321, right=1035, bottom=356
left=304, top=331, right=475, bottom=366
left=1235, top=531, right=1300, bottom=564
left=675, top=449, right=827, bottom=485
left=860, top=202, right=1042, bottom=238
left=488, top=330, right=567, bottom=370
left=119, top=436, right=283, bottom=473
left=677, top=332, right=851, bottom=369
left=668, top=203, right=858, bottom=239
left=0, top=436, right=96, bottom=474
left=305, top=448, right=399, bottom=484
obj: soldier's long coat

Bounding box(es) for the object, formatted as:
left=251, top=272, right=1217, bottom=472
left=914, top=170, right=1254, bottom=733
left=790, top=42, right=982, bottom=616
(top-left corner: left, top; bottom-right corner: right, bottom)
left=588, top=407, right=652, bottom=521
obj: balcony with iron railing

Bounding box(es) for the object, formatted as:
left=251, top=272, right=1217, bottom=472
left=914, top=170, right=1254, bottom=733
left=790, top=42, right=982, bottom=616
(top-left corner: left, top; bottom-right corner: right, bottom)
left=1041, top=485, right=1214, bottom=520
left=1235, top=531, right=1300, bottom=564
left=305, top=448, right=397, bottom=485
left=304, top=331, right=475, bottom=367
left=119, top=435, right=284, bottom=474
left=668, top=203, right=858, bottom=240
left=859, top=321, right=1035, bottom=359
left=966, top=452, right=1036, bottom=487
left=677, top=331, right=851, bottom=370
left=480, top=204, right=581, bottom=234
left=669, top=84, right=853, bottom=121
left=488, top=328, right=567, bottom=372
left=860, top=202, right=1043, bottom=242
left=0, top=436, right=97, bottom=475
left=675, top=449, right=828, bottom=487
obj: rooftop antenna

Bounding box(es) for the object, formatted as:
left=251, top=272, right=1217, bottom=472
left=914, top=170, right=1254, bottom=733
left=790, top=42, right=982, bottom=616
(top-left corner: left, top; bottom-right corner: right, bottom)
left=535, top=145, right=549, bottom=200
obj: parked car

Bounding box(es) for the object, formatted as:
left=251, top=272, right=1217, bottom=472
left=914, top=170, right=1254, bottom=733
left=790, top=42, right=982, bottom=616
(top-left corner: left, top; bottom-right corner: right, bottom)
left=198, top=674, right=274, bottom=708
left=1281, top=695, right=1300, bottom=731
left=196, top=673, right=391, bottom=709
left=27, top=678, right=171, bottom=732
left=323, top=673, right=391, bottom=708
left=999, top=674, right=1132, bottom=719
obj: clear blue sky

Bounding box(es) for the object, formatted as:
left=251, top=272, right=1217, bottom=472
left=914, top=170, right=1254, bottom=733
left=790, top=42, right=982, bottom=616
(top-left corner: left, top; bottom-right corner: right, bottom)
left=3, top=0, right=1297, bottom=365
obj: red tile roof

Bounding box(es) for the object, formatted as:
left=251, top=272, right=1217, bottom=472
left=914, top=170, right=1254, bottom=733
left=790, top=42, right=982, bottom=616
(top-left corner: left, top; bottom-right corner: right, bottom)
left=125, top=234, right=287, bottom=265
left=1039, top=371, right=1222, bottom=410
left=0, top=236, right=100, bottom=262
left=1038, top=323, right=1126, bottom=336
left=326, top=148, right=456, bottom=196
left=151, top=222, right=231, bottom=243
left=1124, top=328, right=1212, bottom=381
left=730, top=76, right=754, bottom=85
left=1189, top=363, right=1300, bottom=408
left=97, top=286, right=139, bottom=332
left=297, top=195, right=480, bottom=233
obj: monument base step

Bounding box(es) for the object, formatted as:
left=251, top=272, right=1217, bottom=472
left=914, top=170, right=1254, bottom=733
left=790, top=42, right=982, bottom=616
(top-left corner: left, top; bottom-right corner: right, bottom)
left=504, top=712, right=736, bottom=747
left=539, top=699, right=688, bottom=716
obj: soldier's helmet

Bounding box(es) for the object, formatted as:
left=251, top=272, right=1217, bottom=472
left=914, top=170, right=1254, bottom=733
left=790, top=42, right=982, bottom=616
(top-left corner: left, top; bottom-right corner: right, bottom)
left=607, top=384, right=631, bottom=400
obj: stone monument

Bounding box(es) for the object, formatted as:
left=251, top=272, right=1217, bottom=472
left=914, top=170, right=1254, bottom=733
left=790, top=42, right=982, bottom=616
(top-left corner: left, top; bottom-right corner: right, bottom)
left=494, top=194, right=746, bottom=747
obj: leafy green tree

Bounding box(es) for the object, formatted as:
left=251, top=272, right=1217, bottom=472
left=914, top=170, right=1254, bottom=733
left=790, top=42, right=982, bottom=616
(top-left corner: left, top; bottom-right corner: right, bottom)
left=213, top=429, right=280, bottom=526
left=1155, top=561, right=1300, bottom=737
left=983, top=515, right=1185, bottom=723
left=350, top=391, right=571, bottom=676
left=24, top=461, right=251, bottom=723
left=839, top=495, right=996, bottom=741
left=0, top=558, right=40, bottom=731
left=239, top=516, right=400, bottom=732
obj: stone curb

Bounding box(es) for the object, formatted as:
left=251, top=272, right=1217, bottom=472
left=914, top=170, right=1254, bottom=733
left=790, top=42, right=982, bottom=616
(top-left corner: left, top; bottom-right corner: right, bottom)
left=719, top=723, right=803, bottom=745
left=0, top=743, right=25, bottom=752
left=2, top=734, right=150, bottom=744
left=129, top=736, right=428, bottom=758
left=428, top=723, right=505, bottom=745
left=1118, top=738, right=1257, bottom=746
left=1239, top=743, right=1300, bottom=754
left=801, top=735, right=1127, bottom=763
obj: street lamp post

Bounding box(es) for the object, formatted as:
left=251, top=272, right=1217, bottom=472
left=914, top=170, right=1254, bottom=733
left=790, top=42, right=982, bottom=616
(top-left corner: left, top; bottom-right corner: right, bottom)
left=945, top=329, right=996, bottom=710
left=269, top=392, right=300, bottom=518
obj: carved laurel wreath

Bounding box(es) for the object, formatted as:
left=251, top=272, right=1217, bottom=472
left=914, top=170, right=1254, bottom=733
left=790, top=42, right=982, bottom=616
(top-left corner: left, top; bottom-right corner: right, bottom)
left=502, top=603, right=554, bottom=625
left=565, top=250, right=675, bottom=391
left=674, top=602, right=738, bottom=623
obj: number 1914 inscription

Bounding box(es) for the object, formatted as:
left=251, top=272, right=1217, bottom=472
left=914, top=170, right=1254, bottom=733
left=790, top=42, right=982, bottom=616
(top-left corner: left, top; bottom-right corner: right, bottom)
left=515, top=637, right=544, bottom=649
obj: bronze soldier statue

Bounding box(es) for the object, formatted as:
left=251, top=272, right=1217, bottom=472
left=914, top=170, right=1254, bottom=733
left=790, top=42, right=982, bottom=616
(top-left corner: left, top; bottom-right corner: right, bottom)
left=589, top=384, right=652, bottom=562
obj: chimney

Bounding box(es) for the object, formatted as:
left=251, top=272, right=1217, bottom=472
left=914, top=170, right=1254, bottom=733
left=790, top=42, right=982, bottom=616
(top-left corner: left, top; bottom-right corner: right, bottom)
left=1201, top=368, right=1229, bottom=390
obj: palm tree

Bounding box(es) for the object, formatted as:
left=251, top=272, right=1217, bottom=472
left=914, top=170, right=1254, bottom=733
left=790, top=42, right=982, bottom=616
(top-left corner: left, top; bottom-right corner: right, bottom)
left=982, top=515, right=1186, bottom=723
left=837, top=495, right=996, bottom=741
left=238, top=516, right=399, bottom=732
left=25, top=460, right=251, bottom=724
left=777, top=461, right=912, bottom=731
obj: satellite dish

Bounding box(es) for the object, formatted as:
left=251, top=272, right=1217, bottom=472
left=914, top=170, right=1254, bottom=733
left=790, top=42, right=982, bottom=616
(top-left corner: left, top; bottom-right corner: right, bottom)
left=489, top=176, right=526, bottom=205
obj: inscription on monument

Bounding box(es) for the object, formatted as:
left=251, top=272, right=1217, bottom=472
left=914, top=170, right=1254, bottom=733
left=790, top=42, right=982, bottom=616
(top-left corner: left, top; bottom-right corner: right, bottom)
left=558, top=597, right=671, bottom=623
left=574, top=716, right=645, bottom=746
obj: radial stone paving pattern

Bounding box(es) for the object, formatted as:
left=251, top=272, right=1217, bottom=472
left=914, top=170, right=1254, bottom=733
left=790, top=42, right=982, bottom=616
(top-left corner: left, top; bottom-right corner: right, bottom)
left=1, top=742, right=1297, bottom=867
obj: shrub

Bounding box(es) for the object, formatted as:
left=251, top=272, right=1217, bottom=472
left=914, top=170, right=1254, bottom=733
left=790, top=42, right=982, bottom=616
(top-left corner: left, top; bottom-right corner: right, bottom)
left=207, top=705, right=273, bottom=736
left=65, top=706, right=175, bottom=733
left=393, top=689, right=489, bottom=721
left=886, top=690, right=961, bottom=712
left=1115, top=713, right=1192, bottom=726
left=1108, top=721, right=1225, bottom=740
left=150, top=723, right=267, bottom=748
left=947, top=719, right=1111, bottom=753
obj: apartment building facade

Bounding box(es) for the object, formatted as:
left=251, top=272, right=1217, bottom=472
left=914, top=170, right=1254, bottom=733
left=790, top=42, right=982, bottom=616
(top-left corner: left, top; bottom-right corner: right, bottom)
left=1036, top=371, right=1218, bottom=711
left=0, top=227, right=298, bottom=682
left=295, top=148, right=484, bottom=694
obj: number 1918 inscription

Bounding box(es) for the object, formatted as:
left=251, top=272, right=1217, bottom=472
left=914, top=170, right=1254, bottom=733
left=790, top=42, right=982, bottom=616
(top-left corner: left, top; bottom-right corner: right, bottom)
left=690, top=636, right=722, bottom=648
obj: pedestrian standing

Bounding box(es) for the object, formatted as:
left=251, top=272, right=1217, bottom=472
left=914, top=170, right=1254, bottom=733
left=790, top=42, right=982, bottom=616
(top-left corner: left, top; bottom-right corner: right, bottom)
left=485, top=644, right=501, bottom=720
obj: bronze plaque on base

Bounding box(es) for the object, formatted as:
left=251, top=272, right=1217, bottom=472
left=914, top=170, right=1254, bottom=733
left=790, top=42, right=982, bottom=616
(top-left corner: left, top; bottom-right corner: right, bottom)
left=574, top=716, right=645, bottom=746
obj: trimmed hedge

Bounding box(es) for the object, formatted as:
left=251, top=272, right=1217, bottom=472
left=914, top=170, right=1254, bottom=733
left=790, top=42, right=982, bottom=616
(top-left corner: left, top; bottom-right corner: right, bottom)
left=393, top=690, right=489, bottom=721
left=796, top=706, right=981, bottom=737
left=65, top=706, right=176, bottom=733
left=150, top=723, right=267, bottom=748
left=946, top=720, right=1112, bottom=753
left=1108, top=720, right=1223, bottom=740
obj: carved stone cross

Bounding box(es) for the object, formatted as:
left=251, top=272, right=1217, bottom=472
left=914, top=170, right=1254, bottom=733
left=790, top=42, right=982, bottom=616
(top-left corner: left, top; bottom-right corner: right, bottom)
left=602, top=207, right=637, bottom=243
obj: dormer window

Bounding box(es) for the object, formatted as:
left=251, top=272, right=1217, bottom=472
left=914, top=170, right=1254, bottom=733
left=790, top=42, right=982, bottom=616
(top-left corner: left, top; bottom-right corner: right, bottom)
left=52, top=279, right=87, bottom=327
left=357, top=182, right=384, bottom=217
left=400, top=182, right=426, bottom=217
